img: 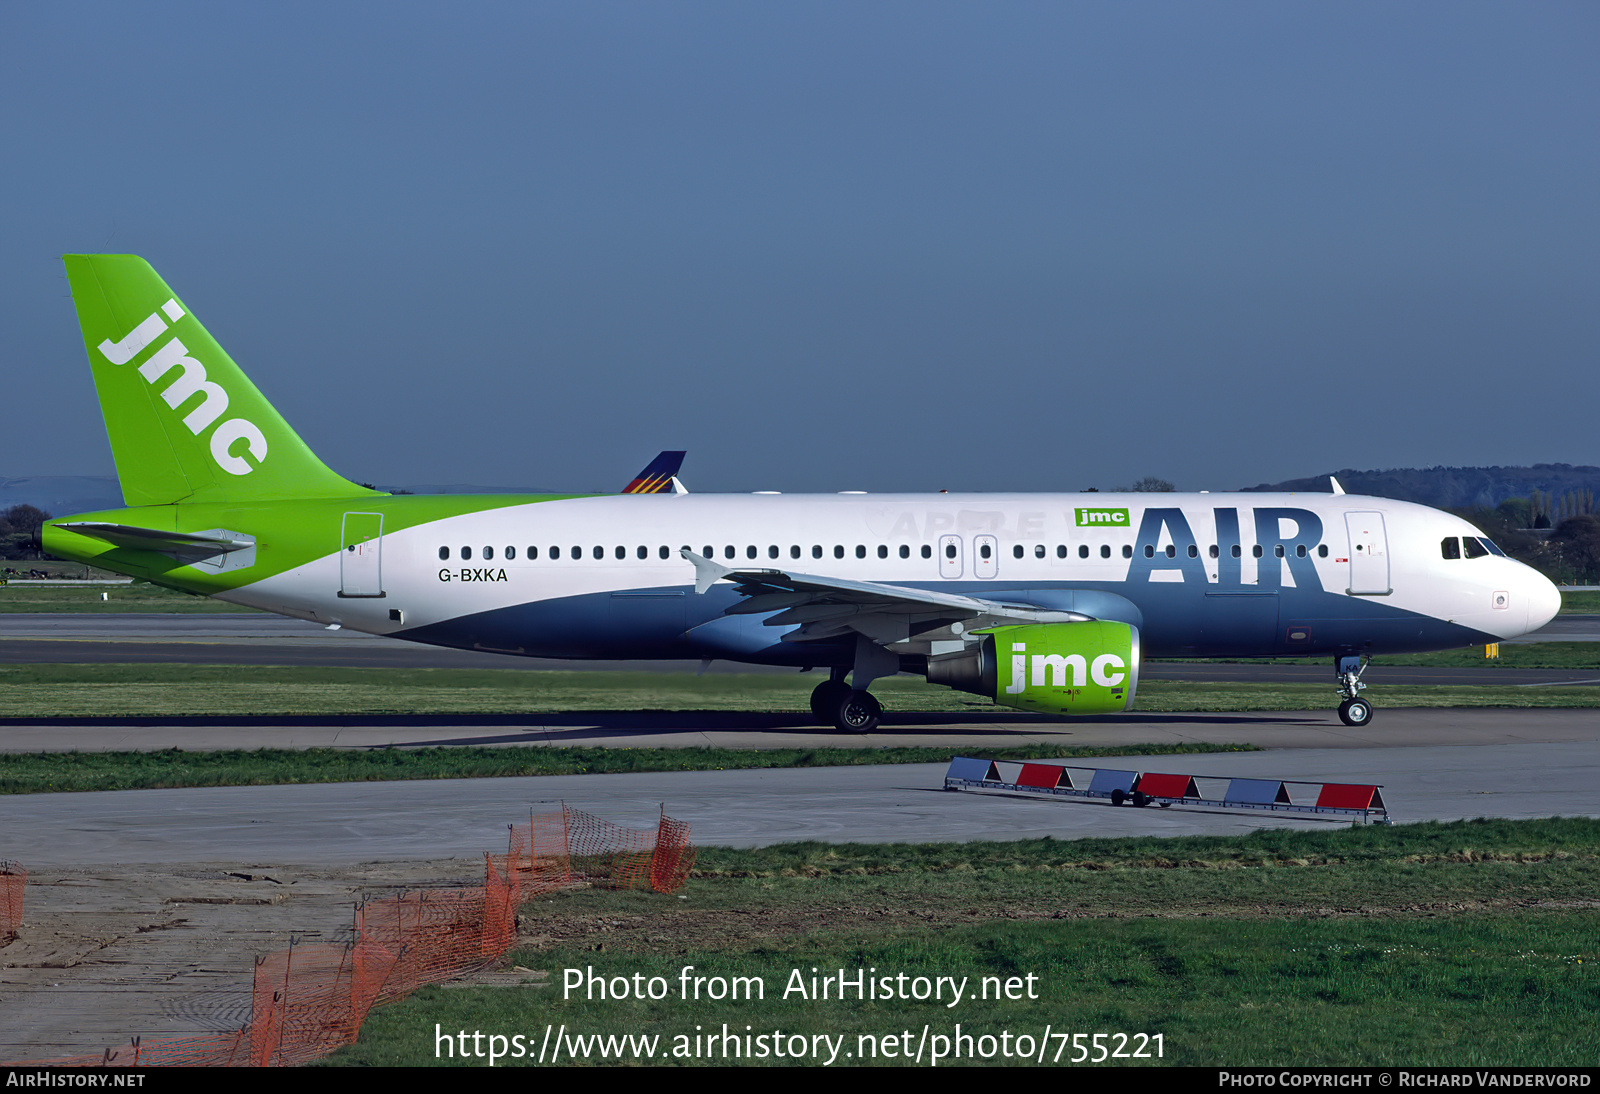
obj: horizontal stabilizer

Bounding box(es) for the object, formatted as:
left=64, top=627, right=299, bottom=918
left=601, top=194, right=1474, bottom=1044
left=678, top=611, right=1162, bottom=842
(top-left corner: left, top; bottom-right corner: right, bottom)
left=55, top=522, right=254, bottom=565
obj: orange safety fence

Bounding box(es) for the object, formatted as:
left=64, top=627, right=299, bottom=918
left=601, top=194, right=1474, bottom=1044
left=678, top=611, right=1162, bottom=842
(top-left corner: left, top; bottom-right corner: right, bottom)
left=515, top=805, right=697, bottom=895
left=4, top=806, right=692, bottom=1067
left=0, top=861, right=23, bottom=941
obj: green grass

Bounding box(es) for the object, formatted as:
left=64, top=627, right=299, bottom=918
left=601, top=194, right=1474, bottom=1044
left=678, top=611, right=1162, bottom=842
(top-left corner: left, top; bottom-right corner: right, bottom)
left=328, top=819, right=1600, bottom=1067
left=1559, top=590, right=1600, bottom=614
left=2, top=663, right=1597, bottom=720
left=0, top=581, right=257, bottom=612
left=1355, top=642, right=1599, bottom=670
left=1153, top=641, right=1600, bottom=670
left=0, top=741, right=1257, bottom=795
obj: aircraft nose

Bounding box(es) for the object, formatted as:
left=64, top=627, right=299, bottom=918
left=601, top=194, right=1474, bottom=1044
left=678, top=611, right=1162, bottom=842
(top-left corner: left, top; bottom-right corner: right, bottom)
left=1522, top=568, right=1562, bottom=636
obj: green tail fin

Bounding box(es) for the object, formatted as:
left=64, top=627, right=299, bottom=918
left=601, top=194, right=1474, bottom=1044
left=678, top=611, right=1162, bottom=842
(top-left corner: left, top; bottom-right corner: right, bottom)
left=62, top=254, right=377, bottom=506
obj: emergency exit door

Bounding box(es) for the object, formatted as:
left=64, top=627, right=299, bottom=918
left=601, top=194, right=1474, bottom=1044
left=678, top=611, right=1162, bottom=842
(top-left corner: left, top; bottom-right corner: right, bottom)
left=339, top=512, right=385, bottom=598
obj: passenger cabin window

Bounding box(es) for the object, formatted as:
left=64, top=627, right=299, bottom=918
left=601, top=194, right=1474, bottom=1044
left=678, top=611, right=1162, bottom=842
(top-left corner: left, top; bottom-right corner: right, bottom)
left=792, top=545, right=802, bottom=559
left=945, top=543, right=957, bottom=559
left=1188, top=545, right=1198, bottom=558
left=921, top=545, right=932, bottom=559
left=1008, top=544, right=1019, bottom=559
left=439, top=546, right=450, bottom=560
left=747, top=545, right=758, bottom=560
left=1252, top=545, right=1263, bottom=558
left=770, top=545, right=780, bottom=559
left=529, top=547, right=539, bottom=560
left=725, top=546, right=736, bottom=560
left=813, top=545, right=823, bottom=559
left=1122, top=545, right=1132, bottom=558
left=1318, top=544, right=1328, bottom=558
left=592, top=546, right=604, bottom=560
left=1101, top=545, right=1111, bottom=558
left=506, top=547, right=516, bottom=560
left=1208, top=544, right=1218, bottom=559
left=835, top=545, right=845, bottom=559
left=877, top=545, right=888, bottom=559
left=615, top=546, right=625, bottom=560
left=1295, top=544, right=1306, bottom=558
left=899, top=544, right=910, bottom=559
left=1165, top=545, right=1176, bottom=558
left=1035, top=544, right=1046, bottom=559
left=1231, top=545, right=1242, bottom=558
left=1144, top=545, right=1154, bottom=558
left=550, top=546, right=561, bottom=559
left=637, top=546, right=648, bottom=560
left=855, top=545, right=866, bottom=559
left=483, top=547, right=494, bottom=560
left=461, top=546, right=472, bottom=560
left=1274, top=545, right=1285, bottom=558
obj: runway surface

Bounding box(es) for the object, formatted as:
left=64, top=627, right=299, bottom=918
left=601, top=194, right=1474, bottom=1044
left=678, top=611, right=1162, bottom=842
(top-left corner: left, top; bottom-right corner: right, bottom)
left=1, top=710, right=1597, bottom=867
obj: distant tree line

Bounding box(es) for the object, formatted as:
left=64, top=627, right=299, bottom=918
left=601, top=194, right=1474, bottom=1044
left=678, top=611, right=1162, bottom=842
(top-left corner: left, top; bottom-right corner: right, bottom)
left=1446, top=499, right=1600, bottom=584
left=1244, top=463, right=1600, bottom=512
left=0, top=504, right=49, bottom=560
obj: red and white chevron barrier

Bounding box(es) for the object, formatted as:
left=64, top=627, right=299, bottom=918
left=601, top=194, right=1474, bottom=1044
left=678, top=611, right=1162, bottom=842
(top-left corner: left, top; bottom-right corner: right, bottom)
left=943, top=757, right=1391, bottom=825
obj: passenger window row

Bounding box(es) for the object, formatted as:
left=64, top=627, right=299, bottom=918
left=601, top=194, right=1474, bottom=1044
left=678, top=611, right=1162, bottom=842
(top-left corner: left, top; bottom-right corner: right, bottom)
left=437, top=541, right=1334, bottom=563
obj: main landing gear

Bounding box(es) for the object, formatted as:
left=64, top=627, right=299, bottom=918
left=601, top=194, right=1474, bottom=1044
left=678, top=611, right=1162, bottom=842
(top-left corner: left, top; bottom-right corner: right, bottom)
left=811, top=638, right=898, bottom=733
left=810, top=673, right=883, bottom=733
left=1335, top=654, right=1374, bottom=727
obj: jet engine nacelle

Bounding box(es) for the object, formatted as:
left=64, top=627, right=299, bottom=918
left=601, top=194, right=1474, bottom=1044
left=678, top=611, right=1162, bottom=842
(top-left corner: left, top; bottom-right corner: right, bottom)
left=925, top=621, right=1140, bottom=715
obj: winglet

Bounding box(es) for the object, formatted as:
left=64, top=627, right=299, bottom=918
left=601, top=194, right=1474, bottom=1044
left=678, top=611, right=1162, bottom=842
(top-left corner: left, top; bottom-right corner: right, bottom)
left=623, top=451, right=687, bottom=494
left=680, top=548, right=732, bottom=594
left=1330, top=476, right=1346, bottom=495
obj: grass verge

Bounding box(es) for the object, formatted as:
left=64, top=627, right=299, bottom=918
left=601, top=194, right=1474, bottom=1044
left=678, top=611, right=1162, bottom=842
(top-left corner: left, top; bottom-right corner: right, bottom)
left=328, top=818, right=1600, bottom=1067
left=0, top=741, right=1256, bottom=794
left=1, top=663, right=1597, bottom=719
left=0, top=581, right=258, bottom=612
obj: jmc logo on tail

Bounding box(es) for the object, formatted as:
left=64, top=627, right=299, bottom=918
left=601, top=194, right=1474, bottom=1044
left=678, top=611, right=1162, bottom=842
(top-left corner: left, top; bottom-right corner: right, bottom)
left=97, top=300, right=268, bottom=476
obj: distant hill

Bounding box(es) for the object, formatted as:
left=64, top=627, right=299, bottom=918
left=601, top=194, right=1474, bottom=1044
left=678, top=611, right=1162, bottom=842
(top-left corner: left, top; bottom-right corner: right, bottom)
left=0, top=476, right=558, bottom=518
left=1241, top=464, right=1600, bottom=510
left=0, top=476, right=124, bottom=517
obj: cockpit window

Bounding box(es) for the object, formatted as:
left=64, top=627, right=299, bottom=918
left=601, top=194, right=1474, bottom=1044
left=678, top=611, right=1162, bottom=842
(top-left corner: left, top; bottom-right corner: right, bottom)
left=1441, top=537, right=1461, bottom=560
left=1480, top=537, right=1506, bottom=557
left=1462, top=536, right=1490, bottom=559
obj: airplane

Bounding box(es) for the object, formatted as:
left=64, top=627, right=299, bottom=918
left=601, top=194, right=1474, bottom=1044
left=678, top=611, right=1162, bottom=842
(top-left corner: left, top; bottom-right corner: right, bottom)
left=42, top=255, right=1563, bottom=732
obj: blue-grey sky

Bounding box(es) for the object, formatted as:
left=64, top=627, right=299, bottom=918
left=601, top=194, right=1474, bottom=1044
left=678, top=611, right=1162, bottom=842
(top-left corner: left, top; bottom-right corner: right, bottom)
left=3, top=2, right=1596, bottom=494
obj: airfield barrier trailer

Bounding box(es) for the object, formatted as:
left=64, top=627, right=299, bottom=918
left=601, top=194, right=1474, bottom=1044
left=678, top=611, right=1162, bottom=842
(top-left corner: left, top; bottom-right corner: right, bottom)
left=943, top=757, right=1391, bottom=825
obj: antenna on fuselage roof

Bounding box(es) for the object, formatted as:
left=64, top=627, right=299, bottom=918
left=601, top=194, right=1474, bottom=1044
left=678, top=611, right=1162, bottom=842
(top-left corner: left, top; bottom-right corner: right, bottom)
left=1330, top=476, right=1346, bottom=495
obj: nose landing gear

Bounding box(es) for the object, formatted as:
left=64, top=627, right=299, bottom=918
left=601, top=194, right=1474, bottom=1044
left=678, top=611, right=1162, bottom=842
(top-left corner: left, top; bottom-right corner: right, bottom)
left=1335, top=655, right=1373, bottom=726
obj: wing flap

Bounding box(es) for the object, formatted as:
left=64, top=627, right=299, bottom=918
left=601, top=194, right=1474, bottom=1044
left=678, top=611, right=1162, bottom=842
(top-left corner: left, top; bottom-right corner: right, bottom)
left=678, top=548, right=1090, bottom=651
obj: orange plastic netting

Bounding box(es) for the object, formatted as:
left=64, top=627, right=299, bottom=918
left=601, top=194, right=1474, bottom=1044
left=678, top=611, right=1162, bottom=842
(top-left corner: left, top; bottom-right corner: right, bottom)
left=0, top=861, right=23, bottom=941
left=5, top=806, right=693, bottom=1067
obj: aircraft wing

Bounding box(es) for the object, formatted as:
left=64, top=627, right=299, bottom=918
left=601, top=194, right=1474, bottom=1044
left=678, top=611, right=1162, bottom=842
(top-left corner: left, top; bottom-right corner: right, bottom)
left=680, top=549, right=1087, bottom=650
